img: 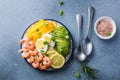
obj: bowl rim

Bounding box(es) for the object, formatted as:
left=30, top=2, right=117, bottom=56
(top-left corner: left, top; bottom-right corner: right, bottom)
left=20, top=19, right=74, bottom=71
left=94, top=16, right=117, bottom=39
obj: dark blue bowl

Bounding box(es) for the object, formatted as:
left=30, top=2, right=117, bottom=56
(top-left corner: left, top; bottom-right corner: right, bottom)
left=20, top=19, right=74, bottom=71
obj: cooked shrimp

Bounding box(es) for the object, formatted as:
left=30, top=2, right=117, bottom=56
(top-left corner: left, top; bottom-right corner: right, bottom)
left=33, top=49, right=39, bottom=55
left=18, top=48, right=29, bottom=53
left=39, top=56, right=51, bottom=70
left=21, top=53, right=29, bottom=59
left=24, top=48, right=29, bottom=52
left=19, top=38, right=35, bottom=53
left=18, top=37, right=52, bottom=70
left=19, top=39, right=25, bottom=44
left=42, top=56, right=51, bottom=67
left=18, top=49, right=24, bottom=53
left=19, top=37, right=28, bottom=44
left=39, top=63, right=47, bottom=70
left=28, top=51, right=35, bottom=56
left=32, top=61, right=39, bottom=68
left=24, top=39, right=35, bottom=50
left=27, top=50, right=38, bottom=56
left=27, top=56, right=34, bottom=64
left=36, top=54, right=43, bottom=62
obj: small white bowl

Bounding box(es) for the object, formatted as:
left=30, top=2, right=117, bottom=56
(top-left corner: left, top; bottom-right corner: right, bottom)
left=94, top=16, right=116, bottom=39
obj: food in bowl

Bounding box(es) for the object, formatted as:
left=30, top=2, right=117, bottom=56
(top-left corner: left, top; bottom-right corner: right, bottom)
left=94, top=16, right=116, bottom=39
left=97, top=19, right=113, bottom=37
left=18, top=19, right=72, bottom=70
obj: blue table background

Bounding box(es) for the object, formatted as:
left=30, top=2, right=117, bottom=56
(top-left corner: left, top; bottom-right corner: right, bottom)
left=0, top=0, right=120, bottom=80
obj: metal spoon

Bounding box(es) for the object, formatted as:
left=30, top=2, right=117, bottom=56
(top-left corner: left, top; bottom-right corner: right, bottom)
left=82, top=6, right=95, bottom=56
left=74, top=14, right=86, bottom=61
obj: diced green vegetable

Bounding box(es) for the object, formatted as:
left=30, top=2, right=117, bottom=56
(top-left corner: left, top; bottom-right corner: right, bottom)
left=58, top=10, right=64, bottom=16
left=40, top=50, right=44, bottom=53
left=65, top=35, right=69, bottom=39
left=59, top=1, right=63, bottom=6
left=45, top=53, right=49, bottom=56
left=37, top=32, right=41, bottom=35
left=34, top=56, right=37, bottom=60
left=51, top=37, right=55, bottom=41
left=43, top=41, right=48, bottom=45
left=44, top=22, right=48, bottom=26
left=107, top=32, right=111, bottom=36
left=75, top=72, right=81, bottom=79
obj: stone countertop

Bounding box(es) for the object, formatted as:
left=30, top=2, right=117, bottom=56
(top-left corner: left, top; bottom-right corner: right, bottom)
left=0, top=0, right=120, bottom=80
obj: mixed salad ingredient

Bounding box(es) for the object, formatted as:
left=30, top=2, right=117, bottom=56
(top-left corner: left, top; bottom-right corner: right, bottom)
left=75, top=72, right=81, bottom=79
left=18, top=38, right=51, bottom=70
left=58, top=1, right=64, bottom=16
left=97, top=19, right=113, bottom=37
left=52, top=26, right=70, bottom=57
left=18, top=19, right=71, bottom=70
left=59, top=1, right=64, bottom=6
left=50, top=52, right=65, bottom=69
left=58, top=10, right=64, bottom=16
left=27, top=19, right=55, bottom=42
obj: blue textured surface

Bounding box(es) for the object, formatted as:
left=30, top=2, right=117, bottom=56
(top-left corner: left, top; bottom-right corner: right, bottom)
left=0, top=0, right=120, bottom=80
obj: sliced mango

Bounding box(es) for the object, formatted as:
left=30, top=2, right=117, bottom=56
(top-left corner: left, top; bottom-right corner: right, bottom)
left=26, top=19, right=55, bottom=42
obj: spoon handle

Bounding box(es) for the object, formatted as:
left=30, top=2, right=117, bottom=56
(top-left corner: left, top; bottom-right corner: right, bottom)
left=86, top=6, right=95, bottom=38
left=76, top=14, right=82, bottom=45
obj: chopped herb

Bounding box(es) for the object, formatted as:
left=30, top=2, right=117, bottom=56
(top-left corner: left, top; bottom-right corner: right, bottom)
left=44, top=22, right=48, bottom=26
left=82, top=62, right=99, bottom=79
left=107, top=32, right=111, bottom=36
left=51, top=37, right=55, bottom=41
left=75, top=72, right=81, bottom=79
left=34, top=56, right=37, bottom=60
left=40, top=50, right=44, bottom=53
left=59, top=1, right=63, bottom=6
left=58, top=10, right=64, bottom=16
left=38, top=32, right=41, bottom=35
left=36, top=28, right=39, bottom=32
left=43, top=41, right=48, bottom=45
left=59, top=48, right=62, bottom=53
left=45, top=53, right=49, bottom=56
left=65, top=35, right=69, bottom=39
